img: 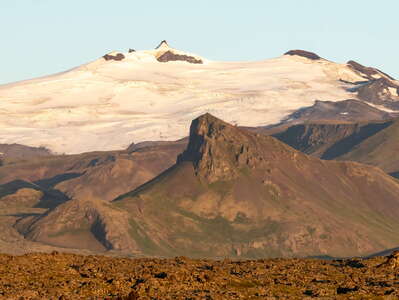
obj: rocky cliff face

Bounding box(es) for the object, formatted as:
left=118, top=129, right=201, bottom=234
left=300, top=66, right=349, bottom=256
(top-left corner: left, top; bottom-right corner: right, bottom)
left=178, top=113, right=290, bottom=183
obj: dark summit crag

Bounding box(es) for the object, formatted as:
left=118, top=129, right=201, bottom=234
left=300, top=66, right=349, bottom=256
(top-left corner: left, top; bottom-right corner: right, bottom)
left=157, top=51, right=203, bottom=64
left=103, top=53, right=125, bottom=61
left=284, top=50, right=321, bottom=60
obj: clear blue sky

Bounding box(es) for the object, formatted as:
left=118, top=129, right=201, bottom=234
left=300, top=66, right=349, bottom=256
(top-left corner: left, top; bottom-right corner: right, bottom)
left=1, top=0, right=398, bottom=84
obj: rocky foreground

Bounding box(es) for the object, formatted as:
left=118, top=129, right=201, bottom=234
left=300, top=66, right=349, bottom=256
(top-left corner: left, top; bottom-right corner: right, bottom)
left=0, top=252, right=398, bottom=299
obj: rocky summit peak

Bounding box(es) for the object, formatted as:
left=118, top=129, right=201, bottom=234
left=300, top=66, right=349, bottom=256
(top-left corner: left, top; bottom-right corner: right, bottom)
left=284, top=49, right=321, bottom=60
left=154, top=40, right=203, bottom=64
left=178, top=113, right=294, bottom=183
left=155, top=40, right=170, bottom=50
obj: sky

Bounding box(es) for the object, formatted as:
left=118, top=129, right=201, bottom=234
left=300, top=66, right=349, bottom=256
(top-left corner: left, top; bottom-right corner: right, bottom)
left=1, top=0, right=399, bottom=84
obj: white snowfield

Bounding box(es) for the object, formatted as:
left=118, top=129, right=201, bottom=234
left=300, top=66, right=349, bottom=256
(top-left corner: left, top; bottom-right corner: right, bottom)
left=0, top=44, right=383, bottom=154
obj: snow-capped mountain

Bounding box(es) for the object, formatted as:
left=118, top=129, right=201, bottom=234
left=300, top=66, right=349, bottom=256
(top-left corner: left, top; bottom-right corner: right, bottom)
left=0, top=41, right=397, bottom=154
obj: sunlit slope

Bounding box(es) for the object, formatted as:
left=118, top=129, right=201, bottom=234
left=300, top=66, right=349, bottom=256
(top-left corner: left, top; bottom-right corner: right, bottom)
left=0, top=43, right=387, bottom=154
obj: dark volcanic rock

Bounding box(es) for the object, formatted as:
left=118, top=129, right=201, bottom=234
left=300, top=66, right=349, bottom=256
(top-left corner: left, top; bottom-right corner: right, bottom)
left=378, top=250, right=399, bottom=269
left=348, top=60, right=396, bottom=81
left=103, top=53, right=125, bottom=61
left=337, top=286, right=359, bottom=294
left=178, top=113, right=270, bottom=183
left=155, top=40, right=169, bottom=49
left=284, top=49, right=321, bottom=60
left=0, top=253, right=398, bottom=299
left=128, top=48, right=135, bottom=53
left=157, top=50, right=203, bottom=64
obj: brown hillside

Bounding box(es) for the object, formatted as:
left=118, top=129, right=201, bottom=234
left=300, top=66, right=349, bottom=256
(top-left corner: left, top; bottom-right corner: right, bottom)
left=0, top=141, right=185, bottom=203
left=110, top=114, right=399, bottom=258
left=0, top=143, right=185, bottom=254
left=338, top=118, right=399, bottom=174
left=15, top=197, right=138, bottom=253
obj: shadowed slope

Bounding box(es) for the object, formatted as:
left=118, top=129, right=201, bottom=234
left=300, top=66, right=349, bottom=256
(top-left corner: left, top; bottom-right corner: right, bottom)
left=272, top=120, right=393, bottom=159
left=269, top=118, right=399, bottom=176
left=338, top=118, right=399, bottom=173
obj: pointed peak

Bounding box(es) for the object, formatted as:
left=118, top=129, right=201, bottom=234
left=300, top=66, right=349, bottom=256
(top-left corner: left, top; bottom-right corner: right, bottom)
left=155, top=40, right=170, bottom=50
left=189, top=113, right=232, bottom=136
left=284, top=50, right=321, bottom=60
left=195, top=113, right=226, bottom=125
left=178, top=113, right=295, bottom=183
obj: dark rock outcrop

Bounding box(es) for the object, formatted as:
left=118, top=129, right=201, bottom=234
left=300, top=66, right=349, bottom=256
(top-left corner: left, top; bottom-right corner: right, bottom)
left=155, top=40, right=169, bottom=49
left=103, top=53, right=125, bottom=61
left=178, top=113, right=277, bottom=182
left=378, top=250, right=399, bottom=268
left=128, top=49, right=135, bottom=53
left=348, top=60, right=396, bottom=81
left=157, top=51, right=203, bottom=64
left=284, top=50, right=321, bottom=60
left=280, top=99, right=392, bottom=125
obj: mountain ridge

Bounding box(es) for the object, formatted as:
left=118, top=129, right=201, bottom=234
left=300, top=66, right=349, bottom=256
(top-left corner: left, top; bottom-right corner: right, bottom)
left=107, top=114, right=399, bottom=258
left=1, top=42, right=398, bottom=154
